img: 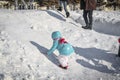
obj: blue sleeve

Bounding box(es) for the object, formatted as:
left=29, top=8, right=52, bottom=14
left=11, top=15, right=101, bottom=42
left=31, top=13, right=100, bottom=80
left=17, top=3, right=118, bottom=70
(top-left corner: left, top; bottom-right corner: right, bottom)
left=47, top=40, right=58, bottom=55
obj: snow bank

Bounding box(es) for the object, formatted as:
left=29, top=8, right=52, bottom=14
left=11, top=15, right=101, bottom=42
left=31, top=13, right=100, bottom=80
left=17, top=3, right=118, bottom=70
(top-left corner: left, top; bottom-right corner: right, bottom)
left=72, top=11, right=120, bottom=36
left=0, top=9, right=120, bottom=80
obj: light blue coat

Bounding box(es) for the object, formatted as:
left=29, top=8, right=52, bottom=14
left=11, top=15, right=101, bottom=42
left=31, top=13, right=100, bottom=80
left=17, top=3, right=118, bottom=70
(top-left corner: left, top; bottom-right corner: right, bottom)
left=47, top=39, right=74, bottom=56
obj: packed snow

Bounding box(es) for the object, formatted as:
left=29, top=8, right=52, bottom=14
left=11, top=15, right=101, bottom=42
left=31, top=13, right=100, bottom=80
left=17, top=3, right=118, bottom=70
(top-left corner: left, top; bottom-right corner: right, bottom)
left=0, top=9, right=120, bottom=80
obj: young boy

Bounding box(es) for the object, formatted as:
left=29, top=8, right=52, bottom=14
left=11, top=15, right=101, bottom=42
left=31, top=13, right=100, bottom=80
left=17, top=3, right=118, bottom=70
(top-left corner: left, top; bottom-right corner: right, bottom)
left=47, top=31, right=74, bottom=69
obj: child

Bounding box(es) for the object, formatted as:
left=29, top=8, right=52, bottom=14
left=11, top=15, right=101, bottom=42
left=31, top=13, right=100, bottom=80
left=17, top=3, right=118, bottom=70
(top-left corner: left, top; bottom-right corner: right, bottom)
left=47, top=31, right=74, bottom=69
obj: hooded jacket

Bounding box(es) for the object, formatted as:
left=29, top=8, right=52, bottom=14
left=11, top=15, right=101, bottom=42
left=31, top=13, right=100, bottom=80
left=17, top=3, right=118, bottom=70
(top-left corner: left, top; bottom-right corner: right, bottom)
left=47, top=38, right=74, bottom=56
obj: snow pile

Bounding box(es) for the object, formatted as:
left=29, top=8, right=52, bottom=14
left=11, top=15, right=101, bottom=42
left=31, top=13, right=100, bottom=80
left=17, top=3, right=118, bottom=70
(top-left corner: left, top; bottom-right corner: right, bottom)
left=0, top=9, right=120, bottom=80
left=73, top=11, right=120, bottom=36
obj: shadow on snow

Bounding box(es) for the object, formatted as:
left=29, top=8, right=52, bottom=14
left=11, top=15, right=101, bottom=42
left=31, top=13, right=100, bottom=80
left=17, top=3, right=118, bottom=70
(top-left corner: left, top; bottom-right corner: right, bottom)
left=74, top=46, right=119, bottom=73
left=93, top=21, right=120, bottom=36
left=30, top=41, right=119, bottom=73
left=30, top=41, right=59, bottom=66
left=46, top=10, right=66, bottom=21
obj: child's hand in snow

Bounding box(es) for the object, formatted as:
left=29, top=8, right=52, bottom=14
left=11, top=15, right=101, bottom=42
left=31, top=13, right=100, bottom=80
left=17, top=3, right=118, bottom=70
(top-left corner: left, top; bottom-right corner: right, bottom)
left=47, top=51, right=51, bottom=55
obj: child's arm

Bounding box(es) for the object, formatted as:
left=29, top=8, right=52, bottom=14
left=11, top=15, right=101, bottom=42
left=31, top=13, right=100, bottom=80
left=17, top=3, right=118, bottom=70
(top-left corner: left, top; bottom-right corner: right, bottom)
left=47, top=40, right=58, bottom=55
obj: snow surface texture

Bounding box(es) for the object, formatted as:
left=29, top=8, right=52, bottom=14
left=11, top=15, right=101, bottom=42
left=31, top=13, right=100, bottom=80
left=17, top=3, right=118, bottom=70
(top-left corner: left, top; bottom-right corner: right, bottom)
left=0, top=9, right=120, bottom=80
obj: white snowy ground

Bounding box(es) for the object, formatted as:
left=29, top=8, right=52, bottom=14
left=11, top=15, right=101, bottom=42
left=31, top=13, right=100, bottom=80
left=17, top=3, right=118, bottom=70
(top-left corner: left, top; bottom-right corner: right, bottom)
left=0, top=9, right=120, bottom=80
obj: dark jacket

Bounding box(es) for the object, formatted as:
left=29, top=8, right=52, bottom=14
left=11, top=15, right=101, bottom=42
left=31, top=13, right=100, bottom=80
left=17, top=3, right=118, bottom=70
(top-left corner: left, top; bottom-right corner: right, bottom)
left=80, top=0, right=96, bottom=10
left=80, top=0, right=86, bottom=10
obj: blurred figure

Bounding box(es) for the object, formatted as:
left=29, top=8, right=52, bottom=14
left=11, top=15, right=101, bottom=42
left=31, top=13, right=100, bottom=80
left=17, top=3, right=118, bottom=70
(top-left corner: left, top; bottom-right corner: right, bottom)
left=57, top=0, right=70, bottom=18
left=80, top=0, right=96, bottom=30
left=15, top=0, right=28, bottom=10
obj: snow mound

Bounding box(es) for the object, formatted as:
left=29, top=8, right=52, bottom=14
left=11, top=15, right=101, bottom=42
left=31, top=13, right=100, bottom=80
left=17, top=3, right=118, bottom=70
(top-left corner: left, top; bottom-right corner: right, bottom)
left=0, top=9, right=120, bottom=80
left=72, top=11, right=120, bottom=36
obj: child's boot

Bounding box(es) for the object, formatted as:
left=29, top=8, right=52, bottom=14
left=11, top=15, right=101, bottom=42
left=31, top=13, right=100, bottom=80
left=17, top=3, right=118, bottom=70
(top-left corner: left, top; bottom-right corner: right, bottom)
left=59, top=65, right=68, bottom=69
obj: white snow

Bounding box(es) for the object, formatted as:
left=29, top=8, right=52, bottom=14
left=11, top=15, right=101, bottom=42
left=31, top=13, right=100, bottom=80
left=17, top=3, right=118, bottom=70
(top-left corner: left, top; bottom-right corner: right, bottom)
left=0, top=9, right=120, bottom=80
